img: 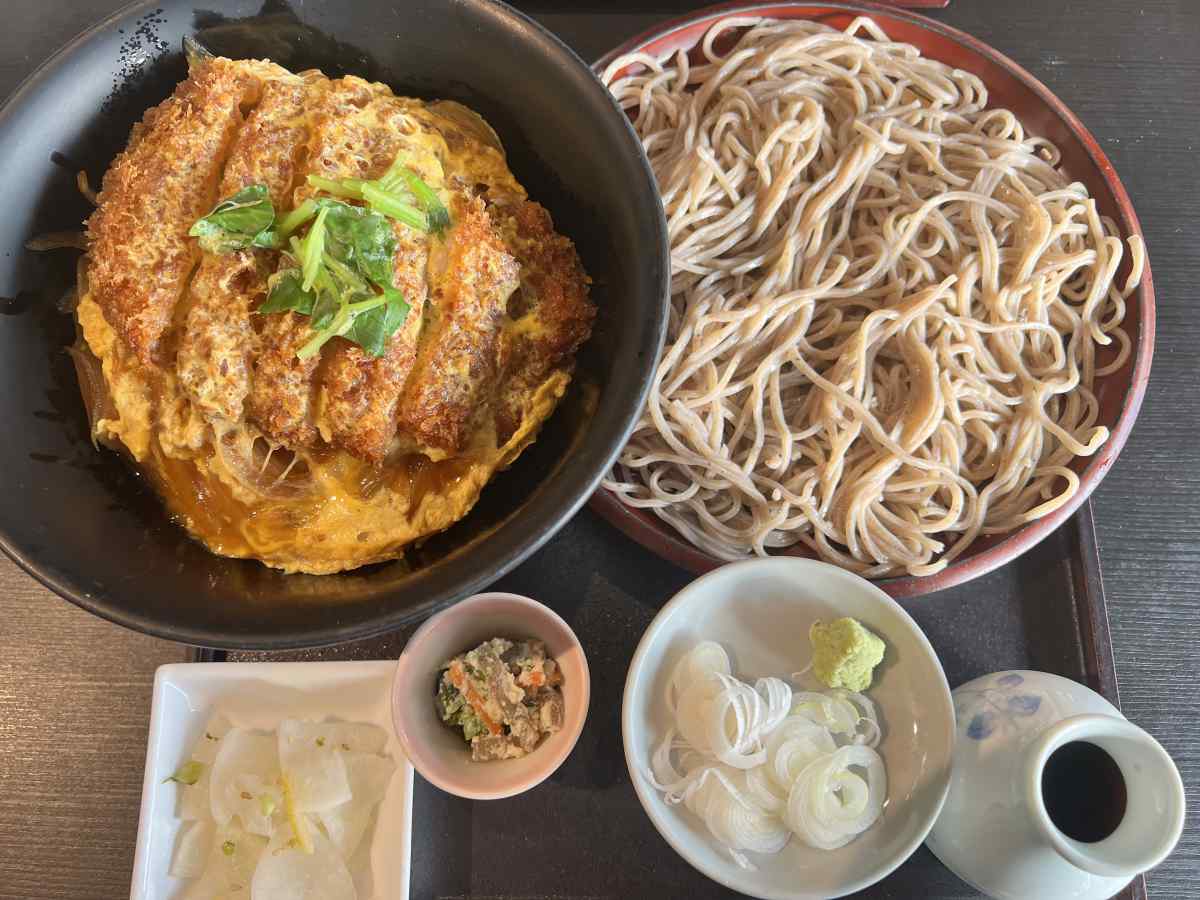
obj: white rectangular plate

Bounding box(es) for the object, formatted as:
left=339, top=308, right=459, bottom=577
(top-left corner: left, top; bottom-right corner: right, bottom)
left=130, top=661, right=413, bottom=900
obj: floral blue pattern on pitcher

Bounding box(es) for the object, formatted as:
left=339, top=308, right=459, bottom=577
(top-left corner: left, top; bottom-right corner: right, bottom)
left=954, top=671, right=1046, bottom=741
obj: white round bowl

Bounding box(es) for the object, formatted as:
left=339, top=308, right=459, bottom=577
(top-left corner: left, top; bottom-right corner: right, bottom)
left=392, top=592, right=590, bottom=800
left=622, top=558, right=955, bottom=899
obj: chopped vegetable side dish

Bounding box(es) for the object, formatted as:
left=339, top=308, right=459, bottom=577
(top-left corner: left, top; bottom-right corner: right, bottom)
left=437, top=638, right=565, bottom=761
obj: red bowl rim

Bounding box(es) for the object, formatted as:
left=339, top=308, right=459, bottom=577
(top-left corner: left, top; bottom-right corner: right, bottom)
left=588, top=0, right=1155, bottom=599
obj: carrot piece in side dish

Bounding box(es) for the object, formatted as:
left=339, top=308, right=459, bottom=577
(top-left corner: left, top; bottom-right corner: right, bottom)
left=447, top=662, right=502, bottom=736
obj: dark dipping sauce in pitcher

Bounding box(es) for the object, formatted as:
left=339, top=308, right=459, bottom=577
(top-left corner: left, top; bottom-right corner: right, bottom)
left=1042, top=740, right=1127, bottom=842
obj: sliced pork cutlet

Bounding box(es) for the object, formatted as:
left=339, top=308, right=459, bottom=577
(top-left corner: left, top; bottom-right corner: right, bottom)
left=177, top=74, right=316, bottom=423
left=311, top=90, right=432, bottom=462
left=319, top=221, right=430, bottom=462
left=493, top=199, right=595, bottom=444
left=86, top=58, right=278, bottom=366
left=396, top=192, right=520, bottom=458
left=244, top=76, right=384, bottom=449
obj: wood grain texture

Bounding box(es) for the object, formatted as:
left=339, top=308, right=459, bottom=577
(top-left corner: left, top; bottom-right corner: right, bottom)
left=0, top=1, right=1196, bottom=899
left=0, top=556, right=186, bottom=900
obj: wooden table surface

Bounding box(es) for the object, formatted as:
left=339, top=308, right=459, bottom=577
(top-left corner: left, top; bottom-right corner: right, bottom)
left=1, top=1, right=1197, bottom=898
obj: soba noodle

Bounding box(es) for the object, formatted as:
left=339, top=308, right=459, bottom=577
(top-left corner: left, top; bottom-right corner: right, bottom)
left=601, top=16, right=1143, bottom=577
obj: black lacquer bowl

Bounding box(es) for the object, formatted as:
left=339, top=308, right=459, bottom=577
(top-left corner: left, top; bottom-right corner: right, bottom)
left=0, top=0, right=668, bottom=649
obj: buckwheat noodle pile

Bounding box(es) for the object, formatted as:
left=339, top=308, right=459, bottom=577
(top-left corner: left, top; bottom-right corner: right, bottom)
left=600, top=16, right=1143, bottom=577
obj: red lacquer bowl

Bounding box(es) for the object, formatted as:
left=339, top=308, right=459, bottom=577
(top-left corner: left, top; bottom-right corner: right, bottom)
left=589, top=0, right=1154, bottom=598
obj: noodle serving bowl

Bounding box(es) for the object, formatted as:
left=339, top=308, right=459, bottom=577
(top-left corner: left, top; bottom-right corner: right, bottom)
left=590, top=0, right=1154, bottom=599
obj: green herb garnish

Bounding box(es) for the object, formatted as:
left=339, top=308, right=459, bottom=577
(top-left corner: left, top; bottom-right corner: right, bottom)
left=299, top=205, right=330, bottom=292
left=259, top=794, right=277, bottom=817
left=163, top=760, right=204, bottom=786
left=188, top=185, right=278, bottom=253
left=294, top=289, right=405, bottom=360
left=222, top=840, right=236, bottom=857
left=392, top=163, right=451, bottom=236
left=261, top=197, right=410, bottom=359
left=304, top=172, right=425, bottom=229
left=258, top=269, right=315, bottom=317
left=319, top=200, right=398, bottom=288
left=192, top=158, right=435, bottom=360
left=305, top=155, right=451, bottom=236
left=305, top=175, right=362, bottom=201
left=260, top=203, right=410, bottom=360
left=275, top=198, right=318, bottom=237
left=360, top=182, right=428, bottom=233
left=344, top=287, right=410, bottom=358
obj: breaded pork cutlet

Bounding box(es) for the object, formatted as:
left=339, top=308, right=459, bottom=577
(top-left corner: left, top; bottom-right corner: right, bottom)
left=304, top=80, right=431, bottom=463
left=76, top=56, right=595, bottom=573
left=176, top=74, right=317, bottom=423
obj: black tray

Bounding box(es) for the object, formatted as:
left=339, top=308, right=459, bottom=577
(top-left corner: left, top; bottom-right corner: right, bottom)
left=199, top=7, right=1146, bottom=898
left=205, top=500, right=1143, bottom=900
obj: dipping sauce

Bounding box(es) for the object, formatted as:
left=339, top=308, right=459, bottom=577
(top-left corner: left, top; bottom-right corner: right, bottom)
left=1042, top=740, right=1127, bottom=842
left=437, top=638, right=565, bottom=761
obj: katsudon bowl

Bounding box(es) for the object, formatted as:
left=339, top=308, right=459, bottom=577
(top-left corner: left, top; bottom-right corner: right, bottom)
left=0, top=1, right=668, bottom=648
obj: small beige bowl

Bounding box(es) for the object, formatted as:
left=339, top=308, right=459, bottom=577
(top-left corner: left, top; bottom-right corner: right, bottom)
left=392, top=592, right=589, bottom=799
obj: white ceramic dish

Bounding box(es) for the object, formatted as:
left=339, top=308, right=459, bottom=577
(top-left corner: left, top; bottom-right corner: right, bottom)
left=622, top=558, right=955, bottom=900
left=130, top=661, right=414, bottom=900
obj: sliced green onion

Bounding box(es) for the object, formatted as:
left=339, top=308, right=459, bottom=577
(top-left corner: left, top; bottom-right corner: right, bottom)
left=396, top=167, right=450, bottom=235
left=259, top=794, right=277, bottom=817
left=163, top=760, right=204, bottom=786
left=306, top=175, right=362, bottom=200
left=296, top=303, right=351, bottom=360
left=300, top=206, right=330, bottom=292
left=222, top=840, right=236, bottom=857
left=362, top=182, right=428, bottom=232
left=276, top=198, right=317, bottom=237
left=345, top=293, right=389, bottom=314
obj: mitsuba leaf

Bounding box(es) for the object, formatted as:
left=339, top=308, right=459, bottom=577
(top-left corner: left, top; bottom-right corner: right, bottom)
left=252, top=228, right=283, bottom=250
left=189, top=184, right=276, bottom=253
left=253, top=193, right=411, bottom=360
left=309, top=278, right=341, bottom=332
left=320, top=201, right=397, bottom=290
left=300, top=206, right=330, bottom=291
left=259, top=269, right=315, bottom=316
left=343, top=287, right=410, bottom=358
